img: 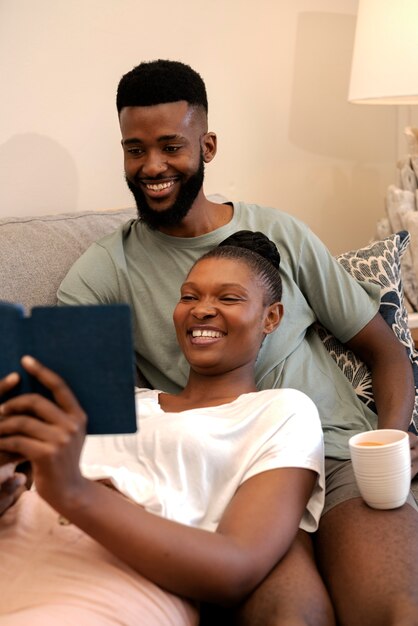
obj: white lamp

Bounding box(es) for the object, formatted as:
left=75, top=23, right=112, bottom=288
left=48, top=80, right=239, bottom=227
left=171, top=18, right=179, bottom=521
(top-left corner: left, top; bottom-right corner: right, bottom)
left=348, top=0, right=418, bottom=105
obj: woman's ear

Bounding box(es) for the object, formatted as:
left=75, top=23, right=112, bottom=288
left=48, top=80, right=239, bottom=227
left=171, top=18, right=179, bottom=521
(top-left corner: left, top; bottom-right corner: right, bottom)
left=201, top=132, right=217, bottom=163
left=263, top=302, right=283, bottom=335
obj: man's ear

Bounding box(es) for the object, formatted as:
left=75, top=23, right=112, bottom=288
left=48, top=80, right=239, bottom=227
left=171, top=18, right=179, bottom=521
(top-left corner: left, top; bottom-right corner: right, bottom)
left=201, top=132, right=217, bottom=163
left=263, top=302, right=283, bottom=335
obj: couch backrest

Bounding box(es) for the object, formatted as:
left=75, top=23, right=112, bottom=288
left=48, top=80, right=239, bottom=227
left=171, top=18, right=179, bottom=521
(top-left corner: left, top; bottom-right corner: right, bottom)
left=0, top=208, right=136, bottom=312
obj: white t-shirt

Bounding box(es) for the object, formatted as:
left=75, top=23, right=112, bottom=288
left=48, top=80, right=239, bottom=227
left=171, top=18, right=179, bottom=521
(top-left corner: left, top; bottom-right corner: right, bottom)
left=81, top=387, right=324, bottom=533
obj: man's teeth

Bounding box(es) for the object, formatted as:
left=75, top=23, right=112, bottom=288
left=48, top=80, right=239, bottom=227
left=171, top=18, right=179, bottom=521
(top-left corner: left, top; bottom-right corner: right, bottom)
left=192, top=329, right=223, bottom=338
left=146, top=181, right=174, bottom=191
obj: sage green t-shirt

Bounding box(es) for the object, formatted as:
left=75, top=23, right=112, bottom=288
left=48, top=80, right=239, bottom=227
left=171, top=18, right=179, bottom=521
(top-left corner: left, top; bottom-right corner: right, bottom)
left=58, top=201, right=380, bottom=459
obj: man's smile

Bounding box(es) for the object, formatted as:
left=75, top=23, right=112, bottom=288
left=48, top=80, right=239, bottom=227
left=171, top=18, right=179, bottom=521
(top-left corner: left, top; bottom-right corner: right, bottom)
left=144, top=180, right=176, bottom=192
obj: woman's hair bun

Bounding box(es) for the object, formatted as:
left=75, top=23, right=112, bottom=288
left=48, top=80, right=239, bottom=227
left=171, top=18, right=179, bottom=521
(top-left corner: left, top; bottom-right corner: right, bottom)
left=218, top=231, right=281, bottom=270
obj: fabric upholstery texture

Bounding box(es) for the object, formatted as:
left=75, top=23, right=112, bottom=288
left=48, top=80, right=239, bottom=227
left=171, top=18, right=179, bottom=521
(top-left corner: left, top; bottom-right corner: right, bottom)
left=0, top=208, right=136, bottom=312
left=404, top=211, right=418, bottom=311
left=385, top=190, right=418, bottom=312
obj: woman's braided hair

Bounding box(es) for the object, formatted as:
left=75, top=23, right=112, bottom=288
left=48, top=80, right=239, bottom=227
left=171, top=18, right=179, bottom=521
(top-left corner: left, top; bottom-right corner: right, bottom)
left=195, top=231, right=282, bottom=305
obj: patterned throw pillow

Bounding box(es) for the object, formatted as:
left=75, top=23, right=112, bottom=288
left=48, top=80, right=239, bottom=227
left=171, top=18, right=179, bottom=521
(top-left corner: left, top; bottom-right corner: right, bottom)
left=315, top=231, right=418, bottom=434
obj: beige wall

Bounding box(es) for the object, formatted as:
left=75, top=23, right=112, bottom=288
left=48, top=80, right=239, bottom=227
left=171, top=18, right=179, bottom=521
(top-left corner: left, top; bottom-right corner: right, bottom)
left=1, top=0, right=417, bottom=253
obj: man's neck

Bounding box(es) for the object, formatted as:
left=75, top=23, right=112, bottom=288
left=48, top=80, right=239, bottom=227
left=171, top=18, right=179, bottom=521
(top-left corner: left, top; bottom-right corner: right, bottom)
left=157, top=193, right=233, bottom=238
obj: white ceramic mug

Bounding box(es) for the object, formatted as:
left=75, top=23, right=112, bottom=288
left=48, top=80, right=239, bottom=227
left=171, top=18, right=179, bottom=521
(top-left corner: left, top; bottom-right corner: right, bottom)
left=349, top=429, right=411, bottom=509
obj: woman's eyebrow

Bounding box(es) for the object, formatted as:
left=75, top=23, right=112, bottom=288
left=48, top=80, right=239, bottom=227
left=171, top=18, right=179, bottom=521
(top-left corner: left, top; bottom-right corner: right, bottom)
left=181, top=281, right=249, bottom=291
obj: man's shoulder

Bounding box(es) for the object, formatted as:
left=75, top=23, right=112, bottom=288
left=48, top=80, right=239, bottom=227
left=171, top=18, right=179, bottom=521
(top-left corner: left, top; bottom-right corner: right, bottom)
left=233, top=201, right=311, bottom=247
left=94, top=217, right=138, bottom=249
left=235, top=201, right=308, bottom=230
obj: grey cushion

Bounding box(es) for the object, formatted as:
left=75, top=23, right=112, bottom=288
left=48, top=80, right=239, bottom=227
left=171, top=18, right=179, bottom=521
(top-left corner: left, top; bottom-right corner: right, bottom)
left=0, top=208, right=136, bottom=311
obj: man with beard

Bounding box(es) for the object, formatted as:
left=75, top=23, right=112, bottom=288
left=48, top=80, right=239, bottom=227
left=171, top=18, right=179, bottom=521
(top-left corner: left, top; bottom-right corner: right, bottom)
left=54, top=60, right=418, bottom=625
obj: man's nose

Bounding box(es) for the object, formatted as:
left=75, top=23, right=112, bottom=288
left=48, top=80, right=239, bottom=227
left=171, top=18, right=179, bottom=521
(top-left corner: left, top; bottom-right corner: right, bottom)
left=141, top=151, right=167, bottom=178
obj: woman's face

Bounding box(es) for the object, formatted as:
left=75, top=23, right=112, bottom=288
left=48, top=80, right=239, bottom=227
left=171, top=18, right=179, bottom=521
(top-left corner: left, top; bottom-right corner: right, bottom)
left=173, top=257, right=282, bottom=376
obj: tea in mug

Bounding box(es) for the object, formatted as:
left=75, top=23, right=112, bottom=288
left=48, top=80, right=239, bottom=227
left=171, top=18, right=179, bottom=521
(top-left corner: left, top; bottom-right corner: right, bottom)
left=357, top=441, right=385, bottom=446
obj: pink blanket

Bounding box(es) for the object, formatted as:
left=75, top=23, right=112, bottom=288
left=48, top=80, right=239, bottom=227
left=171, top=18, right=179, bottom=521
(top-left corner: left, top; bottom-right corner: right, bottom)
left=0, top=491, right=198, bottom=626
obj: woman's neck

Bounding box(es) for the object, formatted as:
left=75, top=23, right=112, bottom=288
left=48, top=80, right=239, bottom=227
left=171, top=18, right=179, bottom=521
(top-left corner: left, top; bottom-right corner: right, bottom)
left=159, top=368, right=257, bottom=412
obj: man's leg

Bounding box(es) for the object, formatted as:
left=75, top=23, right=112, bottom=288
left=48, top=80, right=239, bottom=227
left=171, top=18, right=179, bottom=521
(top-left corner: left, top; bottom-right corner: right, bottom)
left=315, top=460, right=418, bottom=626
left=224, top=529, right=335, bottom=626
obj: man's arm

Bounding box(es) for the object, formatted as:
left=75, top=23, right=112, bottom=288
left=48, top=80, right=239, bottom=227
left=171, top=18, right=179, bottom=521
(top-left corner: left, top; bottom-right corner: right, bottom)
left=345, top=312, right=414, bottom=430
left=345, top=312, right=418, bottom=476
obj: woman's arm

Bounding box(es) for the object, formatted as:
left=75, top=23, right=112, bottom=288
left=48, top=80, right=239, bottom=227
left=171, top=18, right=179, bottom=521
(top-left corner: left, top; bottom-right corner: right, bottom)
left=58, top=466, right=315, bottom=605
left=0, top=465, right=27, bottom=516
left=0, top=400, right=31, bottom=516
left=0, top=357, right=317, bottom=605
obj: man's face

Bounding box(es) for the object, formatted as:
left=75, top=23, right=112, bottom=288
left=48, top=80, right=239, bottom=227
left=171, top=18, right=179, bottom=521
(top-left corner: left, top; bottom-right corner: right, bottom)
left=119, top=101, right=210, bottom=230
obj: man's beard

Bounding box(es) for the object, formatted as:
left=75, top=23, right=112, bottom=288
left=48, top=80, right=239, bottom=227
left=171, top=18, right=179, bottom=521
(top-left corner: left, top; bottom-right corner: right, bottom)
left=126, top=154, right=205, bottom=230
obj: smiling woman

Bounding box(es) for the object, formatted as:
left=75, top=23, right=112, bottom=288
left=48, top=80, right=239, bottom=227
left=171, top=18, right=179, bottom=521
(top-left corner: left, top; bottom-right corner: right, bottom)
left=170, top=236, right=284, bottom=396
left=0, top=230, right=324, bottom=625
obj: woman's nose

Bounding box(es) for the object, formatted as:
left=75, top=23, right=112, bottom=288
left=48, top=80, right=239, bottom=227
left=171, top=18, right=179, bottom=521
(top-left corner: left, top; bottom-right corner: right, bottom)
left=192, top=304, right=217, bottom=319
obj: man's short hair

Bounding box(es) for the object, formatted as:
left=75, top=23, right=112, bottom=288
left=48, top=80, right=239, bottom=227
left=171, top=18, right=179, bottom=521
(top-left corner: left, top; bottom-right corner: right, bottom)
left=116, top=59, right=208, bottom=114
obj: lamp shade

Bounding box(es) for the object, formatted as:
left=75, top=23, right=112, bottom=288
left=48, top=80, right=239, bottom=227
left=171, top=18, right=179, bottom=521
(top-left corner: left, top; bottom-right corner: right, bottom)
left=348, top=0, right=418, bottom=104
